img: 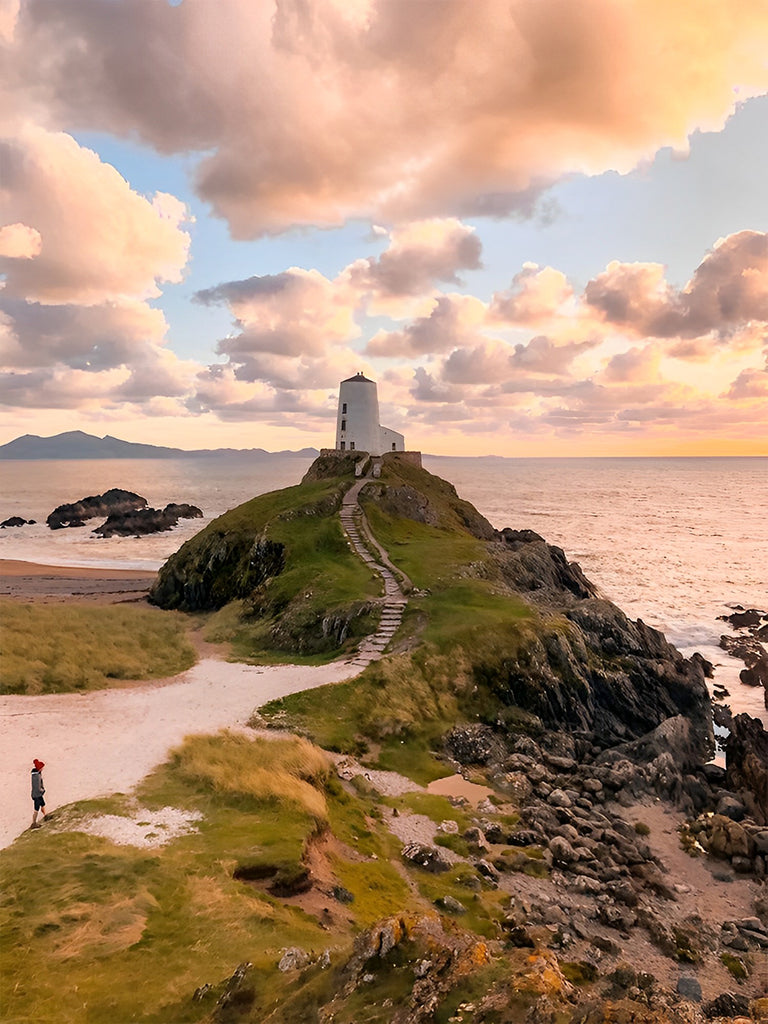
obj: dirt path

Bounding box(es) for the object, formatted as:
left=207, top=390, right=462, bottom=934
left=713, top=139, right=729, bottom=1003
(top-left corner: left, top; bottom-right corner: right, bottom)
left=0, top=656, right=358, bottom=848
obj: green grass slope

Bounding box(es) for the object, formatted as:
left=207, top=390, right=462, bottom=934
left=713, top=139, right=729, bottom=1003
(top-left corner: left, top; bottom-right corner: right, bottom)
left=150, top=474, right=382, bottom=660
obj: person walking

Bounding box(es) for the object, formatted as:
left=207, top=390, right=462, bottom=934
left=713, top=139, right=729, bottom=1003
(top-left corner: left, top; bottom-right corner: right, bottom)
left=30, top=758, right=48, bottom=828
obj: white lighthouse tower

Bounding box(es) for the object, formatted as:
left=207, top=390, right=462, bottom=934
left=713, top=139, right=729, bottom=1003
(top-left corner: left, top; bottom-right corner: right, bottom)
left=335, top=373, right=405, bottom=455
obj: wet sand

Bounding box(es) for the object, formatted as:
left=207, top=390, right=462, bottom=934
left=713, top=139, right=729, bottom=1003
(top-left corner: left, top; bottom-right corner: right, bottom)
left=0, top=559, right=156, bottom=600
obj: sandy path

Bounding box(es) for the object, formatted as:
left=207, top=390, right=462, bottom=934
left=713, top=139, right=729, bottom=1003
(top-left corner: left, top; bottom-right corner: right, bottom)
left=0, top=657, right=358, bottom=849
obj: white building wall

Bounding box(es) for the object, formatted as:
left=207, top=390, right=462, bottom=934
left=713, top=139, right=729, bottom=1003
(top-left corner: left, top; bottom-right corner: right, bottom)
left=379, top=425, right=405, bottom=452
left=335, top=374, right=382, bottom=453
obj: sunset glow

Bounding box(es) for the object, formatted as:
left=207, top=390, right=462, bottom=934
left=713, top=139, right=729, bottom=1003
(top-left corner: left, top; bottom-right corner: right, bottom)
left=1, top=0, right=767, bottom=455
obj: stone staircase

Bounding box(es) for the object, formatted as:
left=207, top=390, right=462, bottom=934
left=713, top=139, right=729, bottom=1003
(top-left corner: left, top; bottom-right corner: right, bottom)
left=340, top=477, right=408, bottom=669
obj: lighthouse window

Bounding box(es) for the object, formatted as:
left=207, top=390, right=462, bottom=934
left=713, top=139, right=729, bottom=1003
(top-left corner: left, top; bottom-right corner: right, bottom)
left=342, top=403, right=347, bottom=413
left=350, top=442, right=356, bottom=450
left=340, top=441, right=346, bottom=450
left=341, top=419, right=346, bottom=430
left=392, top=442, right=396, bottom=450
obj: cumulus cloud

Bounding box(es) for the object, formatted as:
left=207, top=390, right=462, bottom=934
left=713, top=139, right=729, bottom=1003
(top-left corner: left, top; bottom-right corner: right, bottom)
left=0, top=222, right=41, bottom=258
left=196, top=267, right=358, bottom=361
left=366, top=294, right=487, bottom=357
left=0, top=126, right=190, bottom=304
left=346, top=219, right=481, bottom=301
left=490, top=264, right=573, bottom=324
left=586, top=231, right=768, bottom=341
left=6, top=0, right=768, bottom=234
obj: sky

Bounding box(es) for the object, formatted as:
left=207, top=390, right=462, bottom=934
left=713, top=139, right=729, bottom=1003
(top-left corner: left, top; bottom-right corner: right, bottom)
left=1, top=0, right=767, bottom=457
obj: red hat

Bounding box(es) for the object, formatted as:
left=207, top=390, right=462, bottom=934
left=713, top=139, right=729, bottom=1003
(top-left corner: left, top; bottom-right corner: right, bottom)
left=33, top=759, right=45, bottom=770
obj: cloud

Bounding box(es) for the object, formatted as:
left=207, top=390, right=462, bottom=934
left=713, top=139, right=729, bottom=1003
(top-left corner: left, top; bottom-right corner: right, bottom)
left=0, top=222, right=41, bottom=258
left=346, top=218, right=481, bottom=301
left=726, top=366, right=768, bottom=400
left=196, top=267, right=358, bottom=360
left=490, top=264, right=573, bottom=324
left=0, top=126, right=190, bottom=304
left=586, top=231, right=768, bottom=341
left=366, top=294, right=487, bottom=357
left=0, top=298, right=168, bottom=371
left=6, top=0, right=768, bottom=235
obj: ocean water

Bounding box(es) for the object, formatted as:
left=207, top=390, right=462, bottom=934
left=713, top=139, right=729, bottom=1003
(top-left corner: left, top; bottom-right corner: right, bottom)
left=1, top=454, right=766, bottom=725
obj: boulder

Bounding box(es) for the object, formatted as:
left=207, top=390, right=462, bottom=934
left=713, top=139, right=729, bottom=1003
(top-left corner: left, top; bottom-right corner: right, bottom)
left=703, top=992, right=750, bottom=1018
left=724, top=714, right=768, bottom=824
left=278, top=947, right=310, bottom=972
left=0, top=516, right=34, bottom=528
left=676, top=976, right=702, bottom=1002
left=47, top=488, right=146, bottom=529
left=93, top=503, right=203, bottom=538
left=401, top=843, right=451, bottom=873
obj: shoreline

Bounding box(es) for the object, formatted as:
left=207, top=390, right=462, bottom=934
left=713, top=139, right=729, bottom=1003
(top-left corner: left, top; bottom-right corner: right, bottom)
left=0, top=559, right=158, bottom=601
left=0, top=558, right=156, bottom=578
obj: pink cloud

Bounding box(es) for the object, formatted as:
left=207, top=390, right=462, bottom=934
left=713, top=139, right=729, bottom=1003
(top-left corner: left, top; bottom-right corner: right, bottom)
left=0, top=127, right=190, bottom=305
left=0, top=222, right=41, bottom=258
left=586, top=231, right=768, bottom=341
left=6, top=0, right=768, bottom=235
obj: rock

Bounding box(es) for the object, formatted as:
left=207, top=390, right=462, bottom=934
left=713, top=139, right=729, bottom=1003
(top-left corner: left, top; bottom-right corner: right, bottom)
left=463, top=827, right=488, bottom=850
left=278, top=947, right=310, bottom=971
left=740, top=655, right=768, bottom=690
left=212, top=962, right=255, bottom=1020
left=724, top=714, right=768, bottom=824
left=676, top=976, right=702, bottom=1001
left=719, top=609, right=765, bottom=629
left=474, top=859, right=500, bottom=882
left=402, top=843, right=451, bottom=873
left=443, top=724, right=505, bottom=765
left=47, top=488, right=147, bottom=529
left=547, top=789, right=572, bottom=808
left=93, top=502, right=202, bottom=537
left=703, top=992, right=750, bottom=1018
left=438, top=820, right=459, bottom=834
left=434, top=895, right=466, bottom=915
left=332, top=885, right=354, bottom=904
left=549, top=836, right=577, bottom=865
left=0, top=516, right=34, bottom=528
left=717, top=794, right=747, bottom=821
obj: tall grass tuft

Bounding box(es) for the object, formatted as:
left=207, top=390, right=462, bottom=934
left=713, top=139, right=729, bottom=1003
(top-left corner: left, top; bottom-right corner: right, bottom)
left=170, top=731, right=331, bottom=823
left=0, top=601, right=196, bottom=694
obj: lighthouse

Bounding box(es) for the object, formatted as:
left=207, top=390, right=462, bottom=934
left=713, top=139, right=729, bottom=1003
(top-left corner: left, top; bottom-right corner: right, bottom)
left=335, top=373, right=405, bottom=455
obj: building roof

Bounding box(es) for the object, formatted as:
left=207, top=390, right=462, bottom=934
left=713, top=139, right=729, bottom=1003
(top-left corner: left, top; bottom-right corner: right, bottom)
left=342, top=372, right=375, bottom=383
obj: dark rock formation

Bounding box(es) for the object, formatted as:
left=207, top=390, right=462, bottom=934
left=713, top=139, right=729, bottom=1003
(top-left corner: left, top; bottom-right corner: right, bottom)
left=92, top=503, right=202, bottom=538
left=724, top=713, right=768, bottom=824
left=150, top=531, right=286, bottom=611
left=497, top=528, right=597, bottom=600
left=47, top=488, right=146, bottom=529
left=0, top=516, right=35, bottom=527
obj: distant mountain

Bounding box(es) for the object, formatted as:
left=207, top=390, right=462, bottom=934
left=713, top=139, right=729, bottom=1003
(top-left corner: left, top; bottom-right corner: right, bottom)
left=0, top=431, right=319, bottom=461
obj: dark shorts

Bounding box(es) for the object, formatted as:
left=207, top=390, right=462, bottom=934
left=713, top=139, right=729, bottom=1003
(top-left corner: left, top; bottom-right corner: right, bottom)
left=33, top=796, right=45, bottom=810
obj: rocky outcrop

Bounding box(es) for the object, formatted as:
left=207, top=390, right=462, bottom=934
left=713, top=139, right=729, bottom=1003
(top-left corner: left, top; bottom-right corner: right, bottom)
left=150, top=531, right=286, bottom=611
left=93, top=503, right=202, bottom=537
left=0, top=516, right=35, bottom=527
left=718, top=606, right=768, bottom=708
left=472, top=598, right=713, bottom=756
left=724, top=713, right=768, bottom=824
left=47, top=488, right=147, bottom=529
left=496, top=529, right=597, bottom=600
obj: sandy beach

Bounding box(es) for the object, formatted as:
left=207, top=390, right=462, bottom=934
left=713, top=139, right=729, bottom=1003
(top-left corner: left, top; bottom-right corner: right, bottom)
left=0, top=558, right=157, bottom=600
left=0, top=561, right=359, bottom=847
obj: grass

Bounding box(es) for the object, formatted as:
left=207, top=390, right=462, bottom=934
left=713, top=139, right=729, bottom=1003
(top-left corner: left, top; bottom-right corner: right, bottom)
left=0, top=601, right=196, bottom=694
left=153, top=477, right=382, bottom=660
left=0, top=730, right=422, bottom=1024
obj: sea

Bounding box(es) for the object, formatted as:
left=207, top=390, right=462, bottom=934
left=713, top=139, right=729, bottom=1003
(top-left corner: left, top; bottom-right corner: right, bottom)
left=1, top=454, right=766, bottom=727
